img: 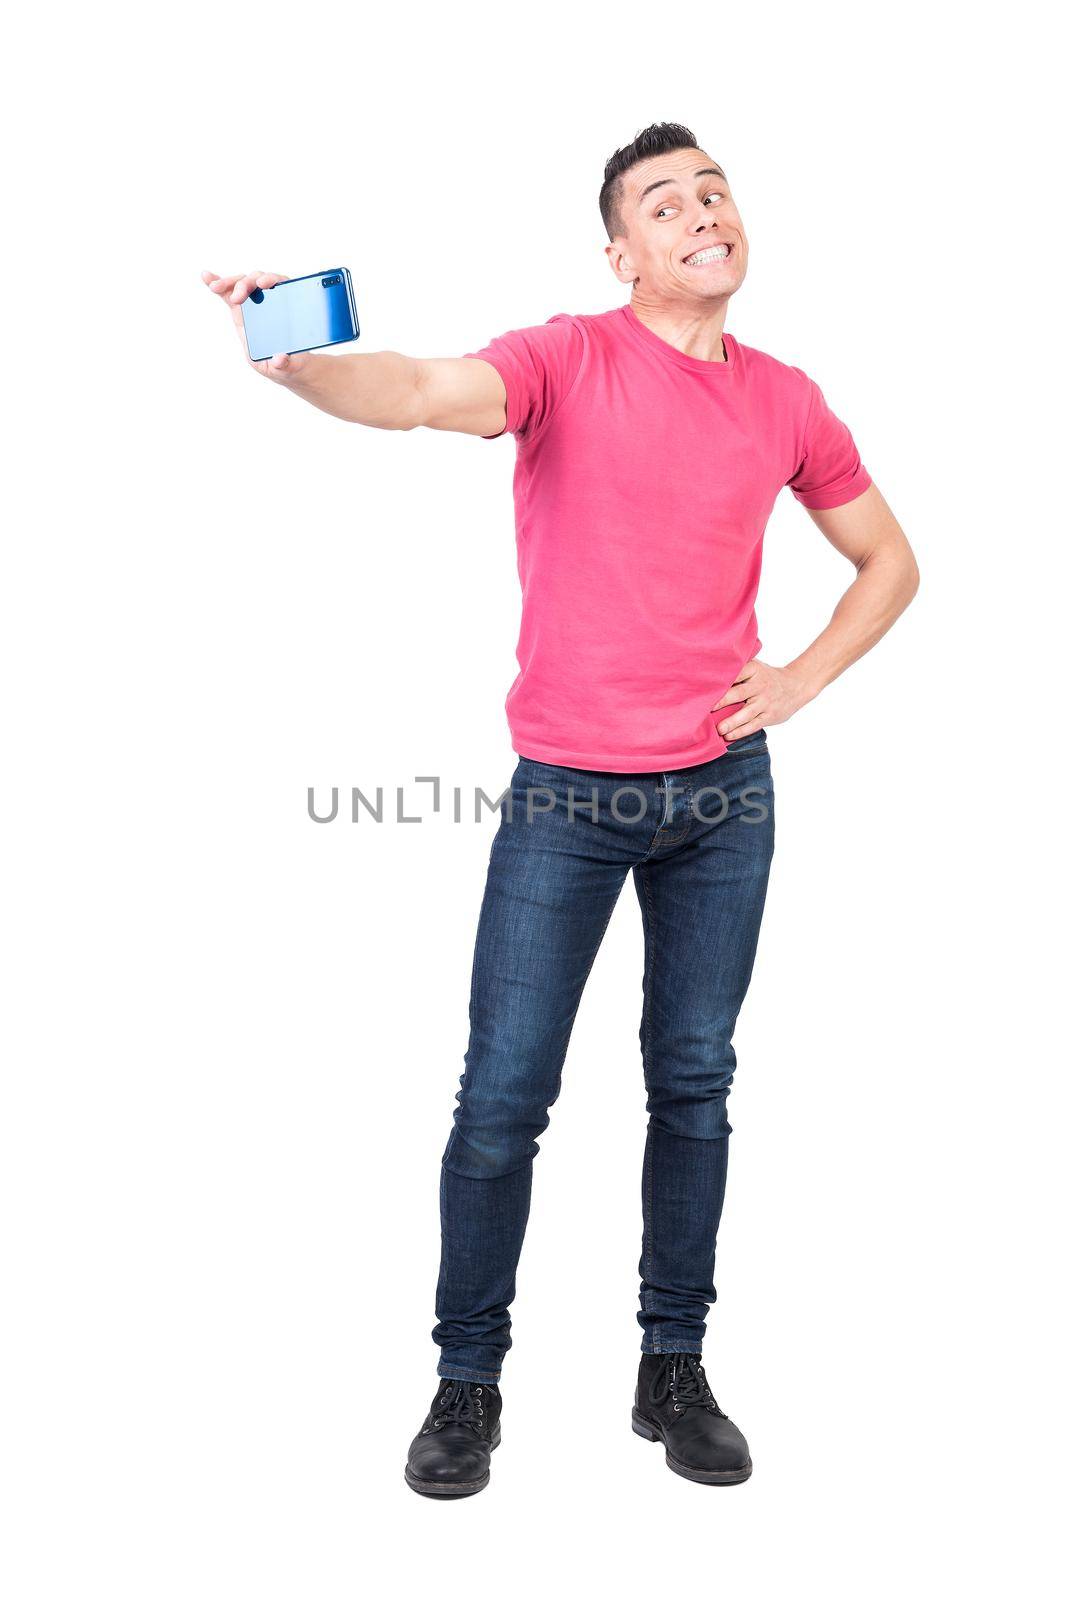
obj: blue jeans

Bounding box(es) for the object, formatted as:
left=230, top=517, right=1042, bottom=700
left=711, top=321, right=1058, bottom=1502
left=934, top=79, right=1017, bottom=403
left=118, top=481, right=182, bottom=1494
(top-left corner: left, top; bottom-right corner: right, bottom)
left=433, top=730, right=775, bottom=1383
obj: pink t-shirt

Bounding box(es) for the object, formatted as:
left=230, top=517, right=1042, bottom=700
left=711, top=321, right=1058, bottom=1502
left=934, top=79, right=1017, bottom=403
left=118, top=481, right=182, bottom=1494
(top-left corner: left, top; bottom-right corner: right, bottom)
left=464, top=304, right=871, bottom=772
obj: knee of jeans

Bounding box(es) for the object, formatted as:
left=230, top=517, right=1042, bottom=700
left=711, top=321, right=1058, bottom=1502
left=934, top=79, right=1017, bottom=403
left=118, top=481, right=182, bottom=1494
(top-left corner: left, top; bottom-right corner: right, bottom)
left=648, top=1092, right=732, bottom=1141
left=645, top=1042, right=736, bottom=1140
left=442, top=1109, right=548, bottom=1179
left=444, top=1026, right=563, bottom=1178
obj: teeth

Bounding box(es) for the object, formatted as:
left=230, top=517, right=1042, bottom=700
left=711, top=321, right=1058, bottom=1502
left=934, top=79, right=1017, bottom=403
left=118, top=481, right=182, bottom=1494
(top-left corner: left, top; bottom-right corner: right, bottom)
left=684, top=245, right=729, bottom=265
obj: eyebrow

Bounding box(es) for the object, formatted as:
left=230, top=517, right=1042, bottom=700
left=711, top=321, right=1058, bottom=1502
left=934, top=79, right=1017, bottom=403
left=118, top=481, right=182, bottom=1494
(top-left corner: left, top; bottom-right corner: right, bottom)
left=637, top=165, right=727, bottom=204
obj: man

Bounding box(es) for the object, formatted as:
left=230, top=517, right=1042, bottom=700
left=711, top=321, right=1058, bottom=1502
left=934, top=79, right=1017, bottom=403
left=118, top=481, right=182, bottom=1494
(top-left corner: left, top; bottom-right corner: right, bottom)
left=204, top=121, right=919, bottom=1498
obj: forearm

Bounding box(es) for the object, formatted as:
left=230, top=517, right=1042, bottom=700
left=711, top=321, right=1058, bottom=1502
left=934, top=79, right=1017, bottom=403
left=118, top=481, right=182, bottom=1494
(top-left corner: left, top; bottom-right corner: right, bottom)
left=787, top=544, right=920, bottom=705
left=271, top=350, right=422, bottom=430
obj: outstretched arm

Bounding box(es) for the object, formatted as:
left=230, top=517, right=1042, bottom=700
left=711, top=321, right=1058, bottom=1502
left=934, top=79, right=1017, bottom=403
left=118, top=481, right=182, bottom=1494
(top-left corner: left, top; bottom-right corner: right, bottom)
left=202, top=270, right=506, bottom=437
left=712, top=482, right=920, bottom=740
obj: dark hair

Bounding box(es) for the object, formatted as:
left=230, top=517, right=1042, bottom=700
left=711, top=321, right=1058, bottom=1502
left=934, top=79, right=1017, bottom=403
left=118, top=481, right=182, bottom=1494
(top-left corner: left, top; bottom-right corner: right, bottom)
left=599, top=121, right=702, bottom=240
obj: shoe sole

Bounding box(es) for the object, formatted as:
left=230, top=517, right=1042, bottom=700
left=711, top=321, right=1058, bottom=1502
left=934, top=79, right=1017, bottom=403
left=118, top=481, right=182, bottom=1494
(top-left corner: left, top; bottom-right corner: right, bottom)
left=404, top=1436, right=499, bottom=1498
left=631, top=1408, right=753, bottom=1485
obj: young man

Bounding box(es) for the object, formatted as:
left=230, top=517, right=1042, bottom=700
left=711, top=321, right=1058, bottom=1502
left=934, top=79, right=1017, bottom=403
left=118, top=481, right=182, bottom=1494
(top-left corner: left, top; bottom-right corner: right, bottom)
left=204, top=122, right=919, bottom=1498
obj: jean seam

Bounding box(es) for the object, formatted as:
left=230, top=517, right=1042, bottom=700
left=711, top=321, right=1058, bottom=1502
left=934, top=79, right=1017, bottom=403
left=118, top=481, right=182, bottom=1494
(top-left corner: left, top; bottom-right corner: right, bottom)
left=435, top=1160, right=451, bottom=1346
left=636, top=860, right=660, bottom=1353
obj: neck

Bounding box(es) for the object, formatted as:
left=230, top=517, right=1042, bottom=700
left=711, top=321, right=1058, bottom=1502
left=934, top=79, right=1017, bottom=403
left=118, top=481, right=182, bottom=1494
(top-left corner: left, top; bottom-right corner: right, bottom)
left=627, top=293, right=729, bottom=363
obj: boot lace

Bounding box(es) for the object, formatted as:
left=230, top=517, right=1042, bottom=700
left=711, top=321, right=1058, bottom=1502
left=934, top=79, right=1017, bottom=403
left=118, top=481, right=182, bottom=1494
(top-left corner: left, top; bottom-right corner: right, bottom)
left=423, top=1381, right=489, bottom=1435
left=649, top=1354, right=724, bottom=1416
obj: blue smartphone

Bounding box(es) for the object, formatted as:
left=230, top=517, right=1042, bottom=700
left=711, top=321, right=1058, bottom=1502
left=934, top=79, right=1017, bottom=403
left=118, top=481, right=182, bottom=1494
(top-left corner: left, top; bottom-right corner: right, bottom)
left=240, top=268, right=360, bottom=361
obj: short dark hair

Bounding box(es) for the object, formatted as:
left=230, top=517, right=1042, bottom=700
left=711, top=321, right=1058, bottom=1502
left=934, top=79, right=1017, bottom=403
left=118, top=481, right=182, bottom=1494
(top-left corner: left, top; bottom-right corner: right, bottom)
left=599, top=121, right=702, bottom=240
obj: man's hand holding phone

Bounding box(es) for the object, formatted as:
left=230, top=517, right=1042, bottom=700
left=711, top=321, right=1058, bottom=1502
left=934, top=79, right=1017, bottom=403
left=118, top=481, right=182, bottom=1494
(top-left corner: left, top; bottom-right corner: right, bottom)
left=201, top=269, right=306, bottom=381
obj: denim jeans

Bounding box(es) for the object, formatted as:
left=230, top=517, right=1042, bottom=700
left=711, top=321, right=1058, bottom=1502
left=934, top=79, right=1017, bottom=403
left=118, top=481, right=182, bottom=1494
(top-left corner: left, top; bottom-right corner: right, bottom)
left=432, top=730, right=775, bottom=1383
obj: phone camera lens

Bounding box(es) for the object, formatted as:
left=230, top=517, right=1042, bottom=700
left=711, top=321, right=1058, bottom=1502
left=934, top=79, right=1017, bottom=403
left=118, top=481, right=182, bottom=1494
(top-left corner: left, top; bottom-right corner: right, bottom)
left=322, top=275, right=341, bottom=287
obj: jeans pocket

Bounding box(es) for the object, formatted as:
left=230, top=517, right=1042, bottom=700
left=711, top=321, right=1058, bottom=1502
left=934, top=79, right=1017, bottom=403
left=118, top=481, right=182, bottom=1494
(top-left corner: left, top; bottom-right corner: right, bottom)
left=724, top=728, right=768, bottom=754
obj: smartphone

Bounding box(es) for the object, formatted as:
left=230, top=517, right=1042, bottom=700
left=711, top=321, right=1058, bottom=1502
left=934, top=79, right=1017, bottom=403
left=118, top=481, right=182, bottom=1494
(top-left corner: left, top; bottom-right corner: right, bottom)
left=240, top=268, right=360, bottom=361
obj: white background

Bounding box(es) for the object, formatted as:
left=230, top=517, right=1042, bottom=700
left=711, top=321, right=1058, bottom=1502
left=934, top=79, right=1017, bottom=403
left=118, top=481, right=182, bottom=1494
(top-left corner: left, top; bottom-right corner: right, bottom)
left=3, top=2, right=1064, bottom=1594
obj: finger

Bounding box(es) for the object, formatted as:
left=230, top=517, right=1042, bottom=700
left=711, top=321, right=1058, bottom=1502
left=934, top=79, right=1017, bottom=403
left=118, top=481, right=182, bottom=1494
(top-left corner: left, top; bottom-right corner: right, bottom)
left=711, top=689, right=750, bottom=711
left=256, top=272, right=288, bottom=289
left=208, top=273, right=241, bottom=296
left=231, top=272, right=264, bottom=306
left=720, top=718, right=764, bottom=741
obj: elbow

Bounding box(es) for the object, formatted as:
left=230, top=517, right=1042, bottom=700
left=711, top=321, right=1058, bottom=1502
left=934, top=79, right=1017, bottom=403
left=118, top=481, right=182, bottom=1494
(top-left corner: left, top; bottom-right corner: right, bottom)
left=883, top=523, right=920, bottom=608
left=891, top=551, right=920, bottom=620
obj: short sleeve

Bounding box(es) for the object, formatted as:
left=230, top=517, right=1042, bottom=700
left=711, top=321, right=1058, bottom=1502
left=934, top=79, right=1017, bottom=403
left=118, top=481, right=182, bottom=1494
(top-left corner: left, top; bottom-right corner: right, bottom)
left=462, top=313, right=586, bottom=440
left=787, top=374, right=872, bottom=510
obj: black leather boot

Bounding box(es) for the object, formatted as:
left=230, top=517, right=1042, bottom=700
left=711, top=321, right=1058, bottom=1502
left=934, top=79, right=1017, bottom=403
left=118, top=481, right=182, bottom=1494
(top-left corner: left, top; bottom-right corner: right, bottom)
left=632, top=1353, right=752, bottom=1484
left=405, top=1377, right=503, bottom=1498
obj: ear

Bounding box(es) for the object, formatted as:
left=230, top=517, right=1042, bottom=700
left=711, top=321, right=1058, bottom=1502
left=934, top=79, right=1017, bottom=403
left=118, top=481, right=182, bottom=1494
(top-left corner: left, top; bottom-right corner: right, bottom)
left=604, top=241, right=638, bottom=285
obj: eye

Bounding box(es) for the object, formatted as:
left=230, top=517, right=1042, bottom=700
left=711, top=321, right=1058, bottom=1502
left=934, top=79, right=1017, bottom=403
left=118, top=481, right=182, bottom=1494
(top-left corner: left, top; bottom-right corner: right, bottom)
left=703, top=191, right=724, bottom=205
left=654, top=204, right=678, bottom=219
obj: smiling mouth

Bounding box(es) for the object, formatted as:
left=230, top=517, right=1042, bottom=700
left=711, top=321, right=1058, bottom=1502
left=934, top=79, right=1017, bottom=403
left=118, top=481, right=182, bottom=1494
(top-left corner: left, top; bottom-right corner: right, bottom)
left=682, top=243, right=732, bottom=266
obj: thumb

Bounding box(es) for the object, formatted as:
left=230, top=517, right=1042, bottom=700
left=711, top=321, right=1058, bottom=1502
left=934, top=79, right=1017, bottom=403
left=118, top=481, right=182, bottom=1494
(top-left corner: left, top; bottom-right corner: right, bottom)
left=266, top=351, right=307, bottom=380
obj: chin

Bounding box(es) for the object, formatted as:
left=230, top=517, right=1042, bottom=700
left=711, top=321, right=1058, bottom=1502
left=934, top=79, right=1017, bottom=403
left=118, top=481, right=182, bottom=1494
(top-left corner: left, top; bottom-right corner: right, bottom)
left=709, top=264, right=746, bottom=295
left=680, top=272, right=744, bottom=298
left=671, top=260, right=747, bottom=295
